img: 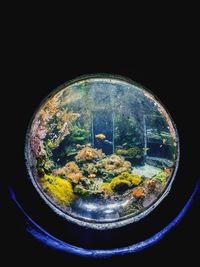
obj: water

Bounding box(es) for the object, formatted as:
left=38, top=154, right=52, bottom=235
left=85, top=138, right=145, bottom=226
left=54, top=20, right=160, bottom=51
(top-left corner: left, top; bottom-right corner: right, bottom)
left=26, top=75, right=179, bottom=229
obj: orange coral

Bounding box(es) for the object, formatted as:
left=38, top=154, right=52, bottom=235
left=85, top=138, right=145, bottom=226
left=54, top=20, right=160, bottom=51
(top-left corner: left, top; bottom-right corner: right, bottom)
left=132, top=187, right=145, bottom=198
left=75, top=147, right=105, bottom=161
left=52, top=161, right=83, bottom=183
left=96, top=155, right=131, bottom=175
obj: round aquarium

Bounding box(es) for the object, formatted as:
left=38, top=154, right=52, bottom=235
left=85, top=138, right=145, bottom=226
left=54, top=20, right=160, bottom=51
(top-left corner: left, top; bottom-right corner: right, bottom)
left=25, top=74, right=179, bottom=229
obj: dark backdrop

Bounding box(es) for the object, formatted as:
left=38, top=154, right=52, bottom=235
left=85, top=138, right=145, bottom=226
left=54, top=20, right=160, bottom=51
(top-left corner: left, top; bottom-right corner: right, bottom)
left=2, top=42, right=199, bottom=266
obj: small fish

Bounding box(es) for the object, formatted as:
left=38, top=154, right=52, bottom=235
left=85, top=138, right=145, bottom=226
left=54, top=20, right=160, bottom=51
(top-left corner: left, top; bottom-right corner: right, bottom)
left=86, top=143, right=92, bottom=147
left=160, top=144, right=163, bottom=148
left=95, top=134, right=106, bottom=140
left=122, top=142, right=127, bottom=147
left=143, top=147, right=150, bottom=151
left=162, top=139, right=167, bottom=144
left=104, top=139, right=113, bottom=145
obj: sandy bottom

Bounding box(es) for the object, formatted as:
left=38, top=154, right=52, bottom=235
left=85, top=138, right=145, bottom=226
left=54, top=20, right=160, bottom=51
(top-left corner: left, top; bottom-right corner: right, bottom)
left=132, top=163, right=162, bottom=178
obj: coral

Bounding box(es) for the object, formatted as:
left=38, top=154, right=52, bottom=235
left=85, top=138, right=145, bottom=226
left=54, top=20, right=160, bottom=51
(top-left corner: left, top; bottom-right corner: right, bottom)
left=52, top=109, right=80, bottom=147
left=101, top=183, right=113, bottom=197
left=132, top=187, right=145, bottom=198
left=116, top=149, right=128, bottom=156
left=69, top=125, right=88, bottom=142
left=52, top=161, right=83, bottom=183
left=47, top=139, right=54, bottom=148
left=40, top=174, right=74, bottom=206
left=30, top=118, right=47, bottom=157
left=96, top=155, right=131, bottom=177
left=154, top=170, right=169, bottom=185
left=31, top=136, right=46, bottom=157
left=74, top=177, right=102, bottom=196
left=144, top=178, right=157, bottom=191
left=39, top=96, right=60, bottom=123
left=75, top=147, right=105, bottom=162
left=110, top=172, right=142, bottom=192
left=37, top=157, right=55, bottom=174
left=127, top=147, right=143, bottom=158
left=81, top=163, right=98, bottom=178
left=74, top=184, right=89, bottom=196
left=88, top=174, right=96, bottom=178
left=110, top=179, right=131, bottom=192
left=87, top=163, right=97, bottom=174
left=143, top=177, right=165, bottom=196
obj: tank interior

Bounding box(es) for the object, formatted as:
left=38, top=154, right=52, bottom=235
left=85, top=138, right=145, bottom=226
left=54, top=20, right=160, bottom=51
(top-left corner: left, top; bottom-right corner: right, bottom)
left=27, top=78, right=178, bottom=223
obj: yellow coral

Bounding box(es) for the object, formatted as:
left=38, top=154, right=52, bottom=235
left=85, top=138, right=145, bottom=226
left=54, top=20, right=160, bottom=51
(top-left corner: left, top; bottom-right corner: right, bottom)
left=110, top=179, right=131, bottom=191
left=47, top=139, right=54, bottom=148
left=109, top=172, right=142, bottom=191
left=40, top=174, right=74, bottom=206
left=96, top=155, right=131, bottom=175
left=75, top=147, right=105, bottom=161
left=52, top=161, right=83, bottom=182
left=101, top=183, right=113, bottom=196
left=113, top=172, right=141, bottom=185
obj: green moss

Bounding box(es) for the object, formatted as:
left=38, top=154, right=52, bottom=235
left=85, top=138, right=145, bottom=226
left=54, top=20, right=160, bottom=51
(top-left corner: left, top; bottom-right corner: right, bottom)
left=127, top=147, right=143, bottom=158
left=74, top=184, right=89, bottom=196
left=70, top=125, right=87, bottom=142
left=37, top=157, right=55, bottom=175
left=154, top=170, right=169, bottom=185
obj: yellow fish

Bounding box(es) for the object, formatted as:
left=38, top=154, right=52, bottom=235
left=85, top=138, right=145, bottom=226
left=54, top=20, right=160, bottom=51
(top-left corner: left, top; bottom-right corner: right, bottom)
left=95, top=134, right=106, bottom=140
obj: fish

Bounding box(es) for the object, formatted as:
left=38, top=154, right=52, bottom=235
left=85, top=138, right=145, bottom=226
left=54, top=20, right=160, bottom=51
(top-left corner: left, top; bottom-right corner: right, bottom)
left=162, top=139, right=167, bottom=144
left=143, top=147, right=150, bottom=151
left=104, top=139, right=113, bottom=145
left=95, top=134, right=106, bottom=140
left=122, top=142, right=127, bottom=147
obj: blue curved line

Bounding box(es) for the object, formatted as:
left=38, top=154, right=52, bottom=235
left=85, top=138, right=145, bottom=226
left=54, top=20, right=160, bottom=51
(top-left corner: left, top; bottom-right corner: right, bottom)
left=9, top=180, right=199, bottom=258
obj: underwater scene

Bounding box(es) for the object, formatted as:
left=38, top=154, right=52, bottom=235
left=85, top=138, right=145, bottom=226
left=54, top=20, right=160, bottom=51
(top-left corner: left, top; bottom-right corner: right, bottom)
left=26, top=76, right=179, bottom=226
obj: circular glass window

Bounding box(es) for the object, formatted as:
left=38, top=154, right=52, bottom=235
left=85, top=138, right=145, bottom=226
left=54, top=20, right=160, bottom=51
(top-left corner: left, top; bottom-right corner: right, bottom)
left=25, top=75, right=179, bottom=229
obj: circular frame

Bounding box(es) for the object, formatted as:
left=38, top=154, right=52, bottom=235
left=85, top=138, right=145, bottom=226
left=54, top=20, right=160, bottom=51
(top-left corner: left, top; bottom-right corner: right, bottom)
left=25, top=74, right=180, bottom=230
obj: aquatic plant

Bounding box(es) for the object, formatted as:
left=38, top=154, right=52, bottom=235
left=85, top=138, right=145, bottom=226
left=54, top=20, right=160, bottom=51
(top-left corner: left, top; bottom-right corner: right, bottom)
left=40, top=174, right=74, bottom=206
left=74, top=177, right=102, bottom=197
left=69, top=125, right=88, bottom=142
left=81, top=163, right=98, bottom=178
left=153, top=170, right=169, bottom=185
left=52, top=109, right=80, bottom=147
left=75, top=147, right=105, bottom=162
left=116, top=149, right=128, bottom=156
left=127, top=147, right=143, bottom=158
left=96, top=155, right=131, bottom=178
left=52, top=161, right=83, bottom=183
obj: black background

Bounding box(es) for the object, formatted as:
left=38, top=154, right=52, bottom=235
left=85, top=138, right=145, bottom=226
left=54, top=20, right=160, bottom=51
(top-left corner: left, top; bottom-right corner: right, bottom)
left=2, top=15, right=200, bottom=265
